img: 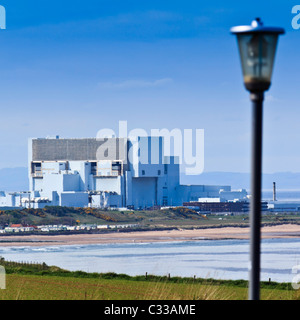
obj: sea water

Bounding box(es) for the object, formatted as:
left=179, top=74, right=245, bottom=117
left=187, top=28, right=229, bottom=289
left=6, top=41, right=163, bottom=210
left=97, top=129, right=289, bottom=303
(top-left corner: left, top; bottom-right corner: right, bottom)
left=0, top=238, right=299, bottom=283
left=262, top=190, right=300, bottom=201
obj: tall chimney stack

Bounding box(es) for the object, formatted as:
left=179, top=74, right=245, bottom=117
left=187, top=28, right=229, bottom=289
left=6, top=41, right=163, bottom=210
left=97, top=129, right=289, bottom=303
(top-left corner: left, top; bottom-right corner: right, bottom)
left=273, top=182, right=276, bottom=201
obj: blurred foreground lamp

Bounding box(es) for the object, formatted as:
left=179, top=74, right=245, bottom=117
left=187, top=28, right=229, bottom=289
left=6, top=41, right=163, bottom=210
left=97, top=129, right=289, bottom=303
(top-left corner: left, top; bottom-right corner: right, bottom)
left=231, top=18, right=284, bottom=92
left=230, top=18, right=284, bottom=301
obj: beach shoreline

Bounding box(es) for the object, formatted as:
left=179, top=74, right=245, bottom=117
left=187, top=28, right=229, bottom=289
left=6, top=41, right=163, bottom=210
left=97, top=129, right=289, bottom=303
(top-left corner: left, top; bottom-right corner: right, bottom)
left=0, top=224, right=299, bottom=247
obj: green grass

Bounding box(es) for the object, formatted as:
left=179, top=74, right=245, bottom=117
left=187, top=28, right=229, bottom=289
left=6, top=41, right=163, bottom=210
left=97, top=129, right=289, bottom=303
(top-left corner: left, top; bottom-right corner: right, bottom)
left=0, top=260, right=298, bottom=300
left=1, top=273, right=299, bottom=300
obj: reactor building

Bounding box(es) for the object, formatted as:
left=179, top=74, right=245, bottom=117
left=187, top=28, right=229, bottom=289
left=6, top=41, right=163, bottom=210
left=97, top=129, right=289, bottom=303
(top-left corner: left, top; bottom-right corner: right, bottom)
left=0, top=136, right=248, bottom=209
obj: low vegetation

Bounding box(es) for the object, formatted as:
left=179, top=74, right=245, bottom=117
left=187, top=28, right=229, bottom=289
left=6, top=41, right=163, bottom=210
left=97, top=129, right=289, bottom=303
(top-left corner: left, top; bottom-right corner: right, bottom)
left=0, top=206, right=120, bottom=226
left=0, top=206, right=300, bottom=231
left=0, top=259, right=298, bottom=300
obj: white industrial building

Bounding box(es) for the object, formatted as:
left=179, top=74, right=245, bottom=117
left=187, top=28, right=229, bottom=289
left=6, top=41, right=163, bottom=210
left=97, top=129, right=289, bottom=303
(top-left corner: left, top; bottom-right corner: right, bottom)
left=0, top=136, right=248, bottom=209
left=267, top=201, right=300, bottom=212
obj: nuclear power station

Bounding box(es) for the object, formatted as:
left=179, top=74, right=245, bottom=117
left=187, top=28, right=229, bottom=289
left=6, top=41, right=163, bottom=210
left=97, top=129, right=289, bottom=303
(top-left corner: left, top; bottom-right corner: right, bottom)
left=0, top=135, right=248, bottom=209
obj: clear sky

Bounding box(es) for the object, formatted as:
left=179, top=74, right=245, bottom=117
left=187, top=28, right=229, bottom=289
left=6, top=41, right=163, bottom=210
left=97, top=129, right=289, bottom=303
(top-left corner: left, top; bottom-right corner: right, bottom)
left=0, top=0, right=299, bottom=174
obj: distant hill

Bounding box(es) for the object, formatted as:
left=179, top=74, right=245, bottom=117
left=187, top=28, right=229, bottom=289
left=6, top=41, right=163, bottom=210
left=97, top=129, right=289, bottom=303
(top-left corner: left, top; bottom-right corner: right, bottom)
left=180, top=171, right=300, bottom=191
left=0, top=167, right=299, bottom=192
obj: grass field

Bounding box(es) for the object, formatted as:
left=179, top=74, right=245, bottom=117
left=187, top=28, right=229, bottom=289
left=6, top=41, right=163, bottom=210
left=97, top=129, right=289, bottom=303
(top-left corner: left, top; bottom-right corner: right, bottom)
left=0, top=273, right=299, bottom=300
left=0, top=261, right=298, bottom=300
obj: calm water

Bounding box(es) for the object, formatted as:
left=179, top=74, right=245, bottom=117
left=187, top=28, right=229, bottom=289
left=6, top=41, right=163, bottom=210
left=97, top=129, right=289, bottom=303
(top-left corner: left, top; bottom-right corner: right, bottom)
left=0, top=238, right=299, bottom=283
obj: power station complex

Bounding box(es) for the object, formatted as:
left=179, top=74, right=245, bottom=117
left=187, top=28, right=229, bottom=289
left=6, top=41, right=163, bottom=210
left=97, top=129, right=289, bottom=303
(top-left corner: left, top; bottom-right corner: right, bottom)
left=0, top=136, right=248, bottom=210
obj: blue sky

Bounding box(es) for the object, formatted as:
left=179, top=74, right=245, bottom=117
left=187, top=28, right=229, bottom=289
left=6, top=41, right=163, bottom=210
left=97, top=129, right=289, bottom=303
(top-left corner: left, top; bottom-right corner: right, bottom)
left=0, top=0, right=299, bottom=173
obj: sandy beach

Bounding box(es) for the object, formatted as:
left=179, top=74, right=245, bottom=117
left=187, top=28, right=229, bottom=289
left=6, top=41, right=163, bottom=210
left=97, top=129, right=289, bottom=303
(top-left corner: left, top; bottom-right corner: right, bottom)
left=0, top=224, right=299, bottom=247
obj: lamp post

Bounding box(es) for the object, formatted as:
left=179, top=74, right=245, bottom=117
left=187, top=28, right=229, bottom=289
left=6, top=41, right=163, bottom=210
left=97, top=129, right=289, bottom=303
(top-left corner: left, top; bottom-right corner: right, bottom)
left=230, top=18, right=284, bottom=300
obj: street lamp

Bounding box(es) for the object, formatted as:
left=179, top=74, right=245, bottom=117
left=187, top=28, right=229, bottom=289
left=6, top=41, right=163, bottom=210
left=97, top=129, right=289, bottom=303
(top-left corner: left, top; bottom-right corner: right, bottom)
left=230, top=18, right=284, bottom=300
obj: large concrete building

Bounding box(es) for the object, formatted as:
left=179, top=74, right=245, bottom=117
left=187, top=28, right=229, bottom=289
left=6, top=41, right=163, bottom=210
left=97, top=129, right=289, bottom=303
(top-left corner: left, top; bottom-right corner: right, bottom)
left=0, top=136, right=247, bottom=209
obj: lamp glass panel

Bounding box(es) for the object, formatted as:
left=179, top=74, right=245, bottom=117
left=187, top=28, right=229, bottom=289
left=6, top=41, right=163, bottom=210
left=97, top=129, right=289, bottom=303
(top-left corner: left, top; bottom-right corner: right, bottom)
left=237, top=33, right=278, bottom=89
